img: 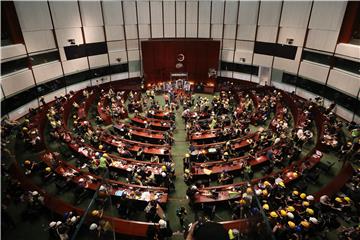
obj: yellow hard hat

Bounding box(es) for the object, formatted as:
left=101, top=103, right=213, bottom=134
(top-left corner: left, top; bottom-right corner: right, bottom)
left=287, top=206, right=295, bottom=212
left=45, top=167, right=51, bottom=173
left=185, top=153, right=190, bottom=158
left=302, top=201, right=310, bottom=207
left=278, top=182, right=285, bottom=188
left=184, top=169, right=190, bottom=174
left=270, top=211, right=278, bottom=218
left=246, top=188, right=253, bottom=194
left=280, top=209, right=287, bottom=217
left=264, top=181, right=271, bottom=186
left=293, top=172, right=298, bottom=178
left=300, top=193, right=307, bottom=199
left=99, top=145, right=103, bottom=150
left=262, top=189, right=268, bottom=196
left=292, top=190, right=299, bottom=195
left=91, top=210, right=99, bottom=216
left=344, top=196, right=351, bottom=203
left=263, top=204, right=270, bottom=210
left=103, top=153, right=108, bottom=157
left=239, top=199, right=246, bottom=205
left=162, top=166, right=167, bottom=171
left=301, top=221, right=310, bottom=228
left=335, top=197, right=342, bottom=203
left=24, top=160, right=31, bottom=165
left=288, top=221, right=296, bottom=228
left=306, top=208, right=314, bottom=215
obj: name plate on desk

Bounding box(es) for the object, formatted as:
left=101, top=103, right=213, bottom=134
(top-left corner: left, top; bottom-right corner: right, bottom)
left=170, top=73, right=188, bottom=77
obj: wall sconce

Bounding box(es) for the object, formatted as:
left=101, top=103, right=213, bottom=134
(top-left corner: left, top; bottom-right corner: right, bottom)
left=239, top=58, right=246, bottom=63
left=68, top=39, right=75, bottom=45
left=116, top=58, right=122, bottom=63
left=286, top=38, right=294, bottom=45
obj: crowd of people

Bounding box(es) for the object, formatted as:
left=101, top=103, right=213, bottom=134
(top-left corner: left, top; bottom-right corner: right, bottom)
left=1, top=80, right=360, bottom=240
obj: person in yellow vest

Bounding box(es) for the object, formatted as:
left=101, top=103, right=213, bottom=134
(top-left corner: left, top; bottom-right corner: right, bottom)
left=209, top=118, right=217, bottom=129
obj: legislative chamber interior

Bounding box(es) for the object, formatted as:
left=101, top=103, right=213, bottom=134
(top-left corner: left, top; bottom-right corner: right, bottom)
left=1, top=1, right=360, bottom=240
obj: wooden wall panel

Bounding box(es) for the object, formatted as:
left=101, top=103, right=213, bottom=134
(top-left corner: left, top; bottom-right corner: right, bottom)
left=141, top=39, right=220, bottom=84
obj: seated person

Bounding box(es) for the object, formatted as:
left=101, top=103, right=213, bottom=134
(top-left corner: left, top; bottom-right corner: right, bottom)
left=218, top=171, right=233, bottom=185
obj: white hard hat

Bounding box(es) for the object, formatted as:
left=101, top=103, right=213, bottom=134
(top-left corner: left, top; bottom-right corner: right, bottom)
left=306, top=195, right=314, bottom=201
left=70, top=216, right=77, bottom=223
left=49, top=221, right=56, bottom=228
left=56, top=221, right=62, bottom=227
left=89, top=223, right=98, bottom=230
left=309, top=217, right=318, bottom=224
left=32, top=191, right=39, bottom=196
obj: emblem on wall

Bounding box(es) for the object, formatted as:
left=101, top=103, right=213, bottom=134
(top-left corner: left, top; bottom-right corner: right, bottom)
left=176, top=63, right=184, bottom=69
left=177, top=53, right=185, bottom=62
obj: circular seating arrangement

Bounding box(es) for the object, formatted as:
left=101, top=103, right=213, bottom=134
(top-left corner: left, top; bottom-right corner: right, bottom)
left=1, top=79, right=359, bottom=239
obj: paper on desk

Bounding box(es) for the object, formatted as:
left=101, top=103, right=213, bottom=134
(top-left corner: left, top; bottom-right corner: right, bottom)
left=203, top=169, right=212, bottom=175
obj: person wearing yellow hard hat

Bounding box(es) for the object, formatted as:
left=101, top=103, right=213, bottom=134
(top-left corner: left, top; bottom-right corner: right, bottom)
left=91, top=209, right=103, bottom=218
left=335, top=197, right=342, bottom=203
left=42, top=166, right=53, bottom=180
left=306, top=208, right=314, bottom=215
left=280, top=209, right=287, bottom=217
left=287, top=206, right=295, bottom=212
left=263, top=204, right=270, bottom=211
left=302, top=201, right=310, bottom=207
left=264, top=181, right=271, bottom=187
left=288, top=221, right=296, bottom=229
left=262, top=189, right=269, bottom=197
left=292, top=190, right=299, bottom=195
left=300, top=193, right=307, bottom=199
left=24, top=159, right=36, bottom=175
left=300, top=220, right=310, bottom=229
left=270, top=211, right=278, bottom=218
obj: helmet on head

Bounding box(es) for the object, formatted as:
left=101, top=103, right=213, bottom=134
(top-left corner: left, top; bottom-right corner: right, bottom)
left=270, top=211, right=278, bottom=218
left=287, top=206, right=295, bottom=212
left=288, top=221, right=296, bottom=229
left=301, top=221, right=310, bottom=228
left=306, top=208, right=314, bottom=215
left=300, top=193, right=307, bottom=199
left=280, top=210, right=287, bottom=217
